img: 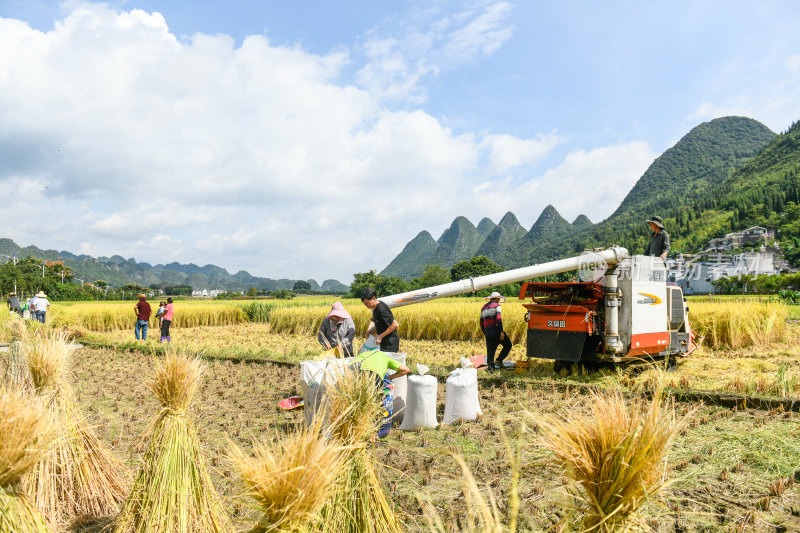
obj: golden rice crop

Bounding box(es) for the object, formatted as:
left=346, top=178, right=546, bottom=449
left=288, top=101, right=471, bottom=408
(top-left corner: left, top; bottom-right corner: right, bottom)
left=23, top=330, right=130, bottom=529
left=537, top=380, right=685, bottom=532
left=0, top=387, right=57, bottom=533
left=114, top=350, right=232, bottom=533
left=689, top=301, right=789, bottom=349
left=50, top=302, right=248, bottom=332
left=268, top=299, right=529, bottom=344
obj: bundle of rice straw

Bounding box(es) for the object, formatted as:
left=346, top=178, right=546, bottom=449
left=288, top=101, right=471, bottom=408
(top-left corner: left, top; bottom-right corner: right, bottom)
left=0, top=386, right=57, bottom=532
left=0, top=316, right=35, bottom=391
left=537, top=380, right=683, bottom=533
left=316, top=368, right=402, bottom=533
left=114, top=351, right=232, bottom=533
left=229, top=414, right=346, bottom=533
left=23, top=330, right=130, bottom=528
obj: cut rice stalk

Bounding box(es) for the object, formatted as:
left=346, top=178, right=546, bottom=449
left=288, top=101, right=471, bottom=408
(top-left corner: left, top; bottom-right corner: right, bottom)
left=0, top=317, right=36, bottom=391
left=230, top=414, right=346, bottom=533
left=537, top=379, right=686, bottom=533
left=316, top=368, right=402, bottom=533
left=114, top=350, right=232, bottom=533
left=23, top=330, right=130, bottom=529
left=0, top=386, right=56, bottom=532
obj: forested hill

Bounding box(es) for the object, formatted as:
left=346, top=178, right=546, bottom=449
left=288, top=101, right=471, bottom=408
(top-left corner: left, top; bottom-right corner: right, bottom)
left=663, top=119, right=800, bottom=262
left=0, top=238, right=347, bottom=292
left=382, top=116, right=783, bottom=279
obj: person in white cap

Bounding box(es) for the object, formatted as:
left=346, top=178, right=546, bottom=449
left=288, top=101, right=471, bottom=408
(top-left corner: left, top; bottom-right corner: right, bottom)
left=31, top=290, right=50, bottom=323
left=480, top=291, right=512, bottom=371
left=317, top=301, right=356, bottom=356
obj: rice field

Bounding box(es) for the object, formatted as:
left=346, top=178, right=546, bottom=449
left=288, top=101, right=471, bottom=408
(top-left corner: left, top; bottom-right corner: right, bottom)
left=40, top=297, right=795, bottom=353
left=2, top=302, right=800, bottom=532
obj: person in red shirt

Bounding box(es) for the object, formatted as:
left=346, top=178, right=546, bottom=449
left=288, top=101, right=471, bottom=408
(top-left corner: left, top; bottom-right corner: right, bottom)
left=480, top=292, right=512, bottom=371
left=134, top=294, right=152, bottom=341
left=160, top=297, right=174, bottom=343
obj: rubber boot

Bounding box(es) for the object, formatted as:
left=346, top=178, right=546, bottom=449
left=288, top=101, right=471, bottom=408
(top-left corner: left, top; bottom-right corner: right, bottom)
left=166, top=336, right=171, bottom=343
left=160, top=337, right=165, bottom=343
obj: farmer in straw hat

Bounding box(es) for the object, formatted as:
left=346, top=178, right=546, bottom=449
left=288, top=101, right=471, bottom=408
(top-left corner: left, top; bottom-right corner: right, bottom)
left=6, top=292, right=21, bottom=316
left=31, top=290, right=50, bottom=323
left=644, top=215, right=670, bottom=262
left=317, top=301, right=356, bottom=356
left=480, top=291, right=512, bottom=371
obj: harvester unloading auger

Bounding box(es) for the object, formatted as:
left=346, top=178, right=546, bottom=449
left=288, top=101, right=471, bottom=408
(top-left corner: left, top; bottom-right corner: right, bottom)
left=379, top=246, right=698, bottom=371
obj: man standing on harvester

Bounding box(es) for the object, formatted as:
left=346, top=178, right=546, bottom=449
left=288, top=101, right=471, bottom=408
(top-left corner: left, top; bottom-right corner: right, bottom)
left=644, top=215, right=670, bottom=262
left=361, top=287, right=400, bottom=353
left=481, top=291, right=512, bottom=371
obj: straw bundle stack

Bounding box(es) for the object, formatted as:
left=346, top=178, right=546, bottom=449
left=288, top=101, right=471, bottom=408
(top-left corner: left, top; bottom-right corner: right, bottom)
left=114, top=351, right=231, bottom=533
left=0, top=387, right=56, bottom=532
left=230, top=416, right=346, bottom=533
left=22, top=330, right=130, bottom=528
left=316, top=369, right=402, bottom=533
left=538, top=381, right=683, bottom=532
left=0, top=317, right=35, bottom=391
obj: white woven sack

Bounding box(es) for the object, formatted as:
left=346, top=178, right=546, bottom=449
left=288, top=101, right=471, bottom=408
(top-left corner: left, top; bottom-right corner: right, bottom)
left=442, top=367, right=482, bottom=424
left=399, top=374, right=439, bottom=430
left=384, top=352, right=408, bottom=424
left=300, top=357, right=353, bottom=428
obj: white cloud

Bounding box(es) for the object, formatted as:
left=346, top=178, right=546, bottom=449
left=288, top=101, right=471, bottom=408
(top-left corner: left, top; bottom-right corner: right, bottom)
left=469, top=142, right=658, bottom=226
left=355, top=1, right=514, bottom=103
left=0, top=2, right=650, bottom=283
left=481, top=132, right=566, bottom=174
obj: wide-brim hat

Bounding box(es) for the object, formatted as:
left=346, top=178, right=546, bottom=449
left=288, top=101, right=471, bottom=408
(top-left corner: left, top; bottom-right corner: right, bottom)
left=645, top=216, right=665, bottom=229
left=326, top=301, right=352, bottom=320
left=485, top=291, right=505, bottom=302
left=35, top=291, right=47, bottom=298
left=137, top=293, right=146, bottom=299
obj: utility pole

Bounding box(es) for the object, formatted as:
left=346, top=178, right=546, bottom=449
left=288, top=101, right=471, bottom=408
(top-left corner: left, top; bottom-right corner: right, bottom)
left=41, top=262, right=46, bottom=278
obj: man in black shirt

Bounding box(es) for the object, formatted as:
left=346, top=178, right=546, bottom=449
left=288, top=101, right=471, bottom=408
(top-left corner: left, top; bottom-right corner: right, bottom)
left=644, top=215, right=670, bottom=261
left=361, top=287, right=400, bottom=353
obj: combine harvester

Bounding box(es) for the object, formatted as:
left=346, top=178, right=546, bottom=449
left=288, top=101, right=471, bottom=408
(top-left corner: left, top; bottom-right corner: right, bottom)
left=379, top=246, right=698, bottom=371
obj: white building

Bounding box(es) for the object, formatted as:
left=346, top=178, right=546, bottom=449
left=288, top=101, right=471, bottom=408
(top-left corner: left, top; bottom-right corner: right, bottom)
left=668, top=252, right=780, bottom=295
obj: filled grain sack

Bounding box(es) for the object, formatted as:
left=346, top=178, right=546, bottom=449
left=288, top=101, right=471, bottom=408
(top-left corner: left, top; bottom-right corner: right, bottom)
left=399, top=364, right=439, bottom=430
left=300, top=357, right=352, bottom=427
left=442, top=367, right=482, bottom=424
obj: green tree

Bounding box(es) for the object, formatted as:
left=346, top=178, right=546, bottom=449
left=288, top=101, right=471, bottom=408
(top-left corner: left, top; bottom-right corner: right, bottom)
left=450, top=256, right=504, bottom=282
left=410, top=264, right=451, bottom=290
left=349, top=270, right=381, bottom=298
left=247, top=287, right=258, bottom=298
left=292, top=280, right=312, bottom=293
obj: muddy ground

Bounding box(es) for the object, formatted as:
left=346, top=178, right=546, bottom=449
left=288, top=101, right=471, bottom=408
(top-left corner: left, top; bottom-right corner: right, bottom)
left=70, top=346, right=800, bottom=532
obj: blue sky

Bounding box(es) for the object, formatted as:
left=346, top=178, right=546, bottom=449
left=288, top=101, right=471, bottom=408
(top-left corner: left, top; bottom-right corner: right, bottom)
left=0, top=1, right=798, bottom=283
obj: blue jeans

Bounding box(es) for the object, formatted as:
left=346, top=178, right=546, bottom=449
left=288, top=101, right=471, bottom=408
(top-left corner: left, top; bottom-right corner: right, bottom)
left=35, top=311, right=46, bottom=323
left=135, top=320, right=149, bottom=340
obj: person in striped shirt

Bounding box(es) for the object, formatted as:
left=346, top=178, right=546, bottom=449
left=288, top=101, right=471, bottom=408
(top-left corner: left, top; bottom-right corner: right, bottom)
left=480, top=291, right=513, bottom=371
